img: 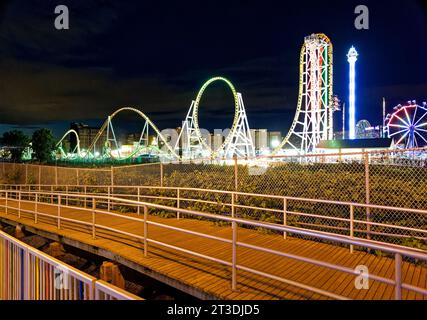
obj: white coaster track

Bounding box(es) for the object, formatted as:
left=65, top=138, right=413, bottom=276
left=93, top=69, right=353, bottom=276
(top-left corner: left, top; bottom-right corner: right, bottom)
left=273, top=33, right=334, bottom=155
left=56, top=34, right=334, bottom=161
left=177, top=77, right=255, bottom=160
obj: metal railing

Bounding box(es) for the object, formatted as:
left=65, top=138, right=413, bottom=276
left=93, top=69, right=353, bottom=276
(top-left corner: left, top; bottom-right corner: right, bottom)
left=0, top=188, right=426, bottom=300
left=0, top=229, right=142, bottom=300
left=2, top=148, right=427, bottom=246
left=95, top=280, right=142, bottom=300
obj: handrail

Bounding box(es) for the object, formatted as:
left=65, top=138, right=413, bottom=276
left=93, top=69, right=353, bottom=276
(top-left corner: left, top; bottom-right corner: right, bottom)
left=0, top=229, right=141, bottom=300
left=0, top=188, right=426, bottom=300
left=3, top=183, right=427, bottom=216
left=2, top=184, right=427, bottom=245
left=95, top=280, right=143, bottom=300
left=0, top=229, right=95, bottom=288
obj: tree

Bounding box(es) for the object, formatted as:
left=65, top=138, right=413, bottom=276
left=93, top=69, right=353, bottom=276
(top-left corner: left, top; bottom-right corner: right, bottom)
left=32, top=128, right=56, bottom=163
left=1, top=130, right=30, bottom=162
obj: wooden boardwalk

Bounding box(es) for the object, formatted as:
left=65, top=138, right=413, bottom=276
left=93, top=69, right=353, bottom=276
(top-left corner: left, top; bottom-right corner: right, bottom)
left=0, top=199, right=426, bottom=300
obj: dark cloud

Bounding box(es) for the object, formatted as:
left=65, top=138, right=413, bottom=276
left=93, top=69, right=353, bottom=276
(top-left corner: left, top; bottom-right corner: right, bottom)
left=0, top=0, right=425, bottom=138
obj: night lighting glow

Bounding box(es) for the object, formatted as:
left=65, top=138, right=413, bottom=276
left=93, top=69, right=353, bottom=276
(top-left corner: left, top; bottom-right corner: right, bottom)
left=347, top=46, right=358, bottom=140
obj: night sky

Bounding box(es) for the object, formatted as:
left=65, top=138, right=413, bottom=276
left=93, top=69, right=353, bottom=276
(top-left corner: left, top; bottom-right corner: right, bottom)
left=0, top=0, right=426, bottom=139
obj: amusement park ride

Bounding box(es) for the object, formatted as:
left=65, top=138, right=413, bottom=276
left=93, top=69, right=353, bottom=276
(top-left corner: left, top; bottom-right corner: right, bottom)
left=54, top=33, right=427, bottom=162
left=385, top=101, right=427, bottom=149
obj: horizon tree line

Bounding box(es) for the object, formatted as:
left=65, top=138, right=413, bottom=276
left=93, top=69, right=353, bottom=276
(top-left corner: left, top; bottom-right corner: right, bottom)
left=0, top=128, right=56, bottom=163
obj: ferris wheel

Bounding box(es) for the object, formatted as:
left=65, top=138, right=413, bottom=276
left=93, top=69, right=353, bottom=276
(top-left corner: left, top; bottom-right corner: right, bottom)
left=385, top=101, right=427, bottom=149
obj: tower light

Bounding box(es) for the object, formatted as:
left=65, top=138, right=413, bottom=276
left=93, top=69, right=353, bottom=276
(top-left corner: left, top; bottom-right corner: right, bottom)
left=347, top=46, right=359, bottom=140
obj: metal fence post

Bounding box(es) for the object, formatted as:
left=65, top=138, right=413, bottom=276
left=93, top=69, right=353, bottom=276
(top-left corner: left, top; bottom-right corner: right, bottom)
left=35, top=193, right=38, bottom=224
left=234, top=156, right=239, bottom=218
left=160, top=162, right=164, bottom=187
left=110, top=166, right=114, bottom=187
left=144, top=205, right=148, bottom=257
left=18, top=191, right=21, bottom=219
left=38, top=166, right=41, bottom=190
left=283, top=198, right=287, bottom=240
left=232, top=220, right=237, bottom=291
left=65, top=186, right=68, bottom=206
left=234, top=156, right=238, bottom=191
left=57, top=195, right=61, bottom=230
left=231, top=192, right=235, bottom=218
left=84, top=186, right=87, bottom=208
left=108, top=186, right=111, bottom=211
left=364, top=153, right=371, bottom=240
left=350, top=205, right=354, bottom=253
left=92, top=198, right=96, bottom=240
left=176, top=188, right=180, bottom=220
left=395, top=253, right=402, bottom=300
left=137, top=187, right=140, bottom=216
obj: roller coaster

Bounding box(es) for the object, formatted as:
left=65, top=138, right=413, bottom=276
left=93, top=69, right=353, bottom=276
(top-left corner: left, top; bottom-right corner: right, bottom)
left=55, top=33, right=337, bottom=162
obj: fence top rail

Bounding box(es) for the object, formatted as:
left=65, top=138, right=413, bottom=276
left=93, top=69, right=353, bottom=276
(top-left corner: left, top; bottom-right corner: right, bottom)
left=4, top=188, right=427, bottom=261
left=0, top=229, right=96, bottom=284
left=2, top=147, right=427, bottom=170
left=3, top=183, right=427, bottom=216
left=95, top=280, right=143, bottom=300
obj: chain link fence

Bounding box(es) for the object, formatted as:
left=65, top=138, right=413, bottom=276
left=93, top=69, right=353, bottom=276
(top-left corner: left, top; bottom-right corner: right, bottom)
left=0, top=148, right=426, bottom=248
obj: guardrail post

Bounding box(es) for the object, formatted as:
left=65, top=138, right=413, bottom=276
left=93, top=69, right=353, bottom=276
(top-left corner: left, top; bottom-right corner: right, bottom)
left=283, top=198, right=287, bottom=240
left=143, top=205, right=148, bottom=257
left=92, top=198, right=96, bottom=240
left=364, top=153, right=371, bottom=240
left=395, top=253, right=402, bottom=300
left=231, top=220, right=237, bottom=291
left=176, top=188, right=180, bottom=220
left=350, top=205, right=354, bottom=253
left=58, top=195, right=61, bottom=230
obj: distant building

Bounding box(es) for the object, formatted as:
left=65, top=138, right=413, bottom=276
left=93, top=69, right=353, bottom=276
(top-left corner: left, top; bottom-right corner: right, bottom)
left=126, top=133, right=142, bottom=145
left=69, top=123, right=106, bottom=152
left=317, top=138, right=393, bottom=153
left=211, top=133, right=223, bottom=150
left=250, top=129, right=268, bottom=152
left=268, top=131, right=282, bottom=149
